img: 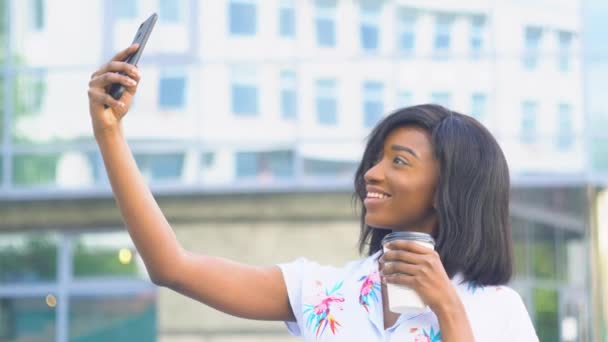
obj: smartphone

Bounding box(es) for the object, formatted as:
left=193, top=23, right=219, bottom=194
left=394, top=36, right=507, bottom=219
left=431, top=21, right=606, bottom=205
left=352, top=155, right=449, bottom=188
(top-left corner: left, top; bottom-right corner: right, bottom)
left=107, top=13, right=158, bottom=100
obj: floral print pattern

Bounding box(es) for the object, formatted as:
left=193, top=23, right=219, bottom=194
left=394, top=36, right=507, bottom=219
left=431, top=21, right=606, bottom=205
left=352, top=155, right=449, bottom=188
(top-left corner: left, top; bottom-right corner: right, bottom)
left=303, top=280, right=345, bottom=337
left=357, top=270, right=381, bottom=313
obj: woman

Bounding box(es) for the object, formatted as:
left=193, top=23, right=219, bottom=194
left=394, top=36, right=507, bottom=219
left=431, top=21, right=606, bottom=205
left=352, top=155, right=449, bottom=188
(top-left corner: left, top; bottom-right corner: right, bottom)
left=87, top=44, right=538, bottom=341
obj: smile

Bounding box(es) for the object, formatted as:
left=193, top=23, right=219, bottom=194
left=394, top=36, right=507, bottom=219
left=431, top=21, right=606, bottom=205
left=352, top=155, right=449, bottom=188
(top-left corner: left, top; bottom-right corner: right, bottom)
left=366, top=192, right=391, bottom=199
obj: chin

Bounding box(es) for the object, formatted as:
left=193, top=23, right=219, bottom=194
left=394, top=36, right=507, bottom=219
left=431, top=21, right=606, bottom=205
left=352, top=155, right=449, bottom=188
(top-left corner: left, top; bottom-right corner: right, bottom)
left=364, top=217, right=395, bottom=230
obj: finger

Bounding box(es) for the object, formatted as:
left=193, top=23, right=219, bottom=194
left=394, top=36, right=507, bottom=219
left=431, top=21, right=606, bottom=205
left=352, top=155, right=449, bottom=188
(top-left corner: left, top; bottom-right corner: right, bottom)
left=97, top=61, right=140, bottom=78
left=88, top=88, right=125, bottom=109
left=385, top=273, right=417, bottom=287
left=385, top=240, right=435, bottom=254
left=89, top=72, right=137, bottom=90
left=382, top=261, right=418, bottom=277
left=383, top=249, right=425, bottom=265
left=111, top=43, right=140, bottom=62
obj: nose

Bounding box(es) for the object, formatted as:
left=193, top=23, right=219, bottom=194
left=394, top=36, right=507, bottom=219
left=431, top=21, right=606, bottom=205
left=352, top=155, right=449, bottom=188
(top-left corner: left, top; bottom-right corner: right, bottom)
left=363, top=159, right=384, bottom=184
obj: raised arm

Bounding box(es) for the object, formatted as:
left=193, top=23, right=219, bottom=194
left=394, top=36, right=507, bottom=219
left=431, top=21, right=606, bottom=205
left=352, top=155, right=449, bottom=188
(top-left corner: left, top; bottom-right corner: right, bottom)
left=87, top=44, right=294, bottom=321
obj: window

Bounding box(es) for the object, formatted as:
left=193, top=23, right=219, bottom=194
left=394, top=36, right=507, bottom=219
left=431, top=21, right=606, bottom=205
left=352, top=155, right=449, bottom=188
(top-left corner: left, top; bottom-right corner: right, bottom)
left=471, top=93, right=487, bottom=120
left=558, top=31, right=573, bottom=72
left=360, top=3, right=381, bottom=51
left=431, top=92, right=451, bottom=108
left=279, top=0, right=295, bottom=37
left=235, top=150, right=294, bottom=179
left=524, top=27, right=542, bottom=70
left=303, top=158, right=358, bottom=178
left=521, top=100, right=538, bottom=144
left=134, top=153, right=184, bottom=182
left=434, top=15, right=453, bottom=57
left=0, top=231, right=155, bottom=341
left=159, top=0, right=184, bottom=24
left=280, top=70, right=297, bottom=120
left=113, top=0, right=137, bottom=20
left=28, top=0, right=45, bottom=31
left=231, top=67, right=259, bottom=116
left=363, top=81, right=384, bottom=128
left=315, top=79, right=338, bottom=125
left=158, top=72, right=187, bottom=110
left=397, top=10, right=416, bottom=54
left=470, top=16, right=485, bottom=58
left=315, top=0, right=337, bottom=47
left=557, top=103, right=573, bottom=150
left=229, top=0, right=257, bottom=35
left=397, top=91, right=413, bottom=108
left=12, top=153, right=60, bottom=187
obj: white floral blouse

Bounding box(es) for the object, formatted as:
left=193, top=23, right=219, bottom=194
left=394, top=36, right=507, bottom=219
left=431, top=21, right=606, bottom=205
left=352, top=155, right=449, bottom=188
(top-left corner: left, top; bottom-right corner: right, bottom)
left=278, top=251, right=539, bottom=341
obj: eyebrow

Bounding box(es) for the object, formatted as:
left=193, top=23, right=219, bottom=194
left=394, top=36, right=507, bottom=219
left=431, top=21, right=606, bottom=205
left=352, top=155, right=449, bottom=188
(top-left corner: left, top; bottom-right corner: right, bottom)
left=390, top=144, right=420, bottom=159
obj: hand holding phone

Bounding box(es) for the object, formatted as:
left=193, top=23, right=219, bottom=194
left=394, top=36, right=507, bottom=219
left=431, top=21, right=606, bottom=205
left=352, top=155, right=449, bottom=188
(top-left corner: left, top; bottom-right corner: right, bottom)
left=107, top=13, right=158, bottom=100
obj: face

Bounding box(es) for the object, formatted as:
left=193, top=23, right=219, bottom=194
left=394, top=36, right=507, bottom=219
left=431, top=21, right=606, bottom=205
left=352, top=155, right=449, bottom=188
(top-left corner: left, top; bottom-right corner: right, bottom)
left=363, top=126, right=439, bottom=234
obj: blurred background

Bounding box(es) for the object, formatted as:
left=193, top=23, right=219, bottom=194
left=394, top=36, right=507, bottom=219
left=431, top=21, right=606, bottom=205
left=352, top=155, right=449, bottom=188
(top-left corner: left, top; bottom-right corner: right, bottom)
left=0, top=0, right=607, bottom=341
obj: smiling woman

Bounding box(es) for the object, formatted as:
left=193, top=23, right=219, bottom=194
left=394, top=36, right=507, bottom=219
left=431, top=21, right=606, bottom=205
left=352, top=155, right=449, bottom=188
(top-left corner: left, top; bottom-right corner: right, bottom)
left=88, top=43, right=537, bottom=340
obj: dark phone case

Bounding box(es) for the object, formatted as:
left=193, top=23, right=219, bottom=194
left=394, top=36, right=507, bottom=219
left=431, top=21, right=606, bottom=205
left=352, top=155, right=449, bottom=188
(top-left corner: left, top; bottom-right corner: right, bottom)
left=107, top=13, right=158, bottom=101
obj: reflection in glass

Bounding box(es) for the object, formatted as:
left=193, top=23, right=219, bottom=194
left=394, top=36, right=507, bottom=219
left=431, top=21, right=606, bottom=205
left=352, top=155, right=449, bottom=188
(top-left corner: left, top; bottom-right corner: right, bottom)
left=69, top=294, right=156, bottom=342
left=134, top=153, right=185, bottom=183
left=235, top=150, right=294, bottom=180
left=0, top=297, right=56, bottom=341
left=531, top=223, right=558, bottom=280
left=12, top=72, right=46, bottom=144
left=533, top=287, right=559, bottom=342
left=73, top=232, right=146, bottom=279
left=511, top=218, right=529, bottom=278
left=12, top=153, right=60, bottom=187
left=0, top=233, right=57, bottom=283
left=303, top=158, right=357, bottom=179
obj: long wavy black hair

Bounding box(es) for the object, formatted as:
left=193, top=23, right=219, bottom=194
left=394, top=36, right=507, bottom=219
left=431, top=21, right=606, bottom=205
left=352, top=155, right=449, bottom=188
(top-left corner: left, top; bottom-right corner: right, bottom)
left=353, top=104, right=513, bottom=285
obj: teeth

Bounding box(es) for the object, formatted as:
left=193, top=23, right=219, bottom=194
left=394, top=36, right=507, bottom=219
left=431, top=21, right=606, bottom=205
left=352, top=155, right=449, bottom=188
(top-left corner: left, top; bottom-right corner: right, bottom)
left=367, top=192, right=389, bottom=199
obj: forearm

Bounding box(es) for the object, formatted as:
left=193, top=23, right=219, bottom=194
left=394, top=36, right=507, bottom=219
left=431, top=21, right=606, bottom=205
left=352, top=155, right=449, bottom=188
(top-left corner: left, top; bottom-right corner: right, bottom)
left=95, top=125, right=183, bottom=284
left=435, top=299, right=475, bottom=342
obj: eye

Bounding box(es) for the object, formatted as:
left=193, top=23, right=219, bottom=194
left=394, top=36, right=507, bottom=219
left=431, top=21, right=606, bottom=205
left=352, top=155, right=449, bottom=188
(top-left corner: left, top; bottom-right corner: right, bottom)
left=393, top=157, right=408, bottom=165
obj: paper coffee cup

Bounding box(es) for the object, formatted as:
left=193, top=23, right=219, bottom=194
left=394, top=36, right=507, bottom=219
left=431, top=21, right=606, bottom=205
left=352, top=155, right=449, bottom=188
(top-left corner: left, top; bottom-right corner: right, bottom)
left=381, top=232, right=435, bottom=314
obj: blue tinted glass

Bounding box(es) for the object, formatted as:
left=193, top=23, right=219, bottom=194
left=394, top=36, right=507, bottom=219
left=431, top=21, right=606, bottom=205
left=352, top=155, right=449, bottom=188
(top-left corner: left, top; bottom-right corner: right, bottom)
left=113, top=0, right=136, bottom=19
left=522, top=101, right=538, bottom=144
left=159, top=76, right=186, bottom=109
left=557, top=104, right=573, bottom=149
left=434, top=17, right=452, bottom=50
left=160, top=0, right=181, bottom=23
left=134, top=154, right=184, bottom=181
left=364, top=102, right=383, bottom=128
left=317, top=98, right=337, bottom=125
left=232, top=85, right=258, bottom=115
left=431, top=92, right=451, bottom=107
left=316, top=19, right=336, bottom=47
left=236, top=152, right=257, bottom=178
left=268, top=151, right=294, bottom=178
left=471, top=93, right=486, bottom=119
left=279, top=7, right=295, bottom=37
left=281, top=89, right=297, bottom=119
left=229, top=2, right=256, bottom=35
left=361, top=25, right=379, bottom=50
left=400, top=33, right=415, bottom=52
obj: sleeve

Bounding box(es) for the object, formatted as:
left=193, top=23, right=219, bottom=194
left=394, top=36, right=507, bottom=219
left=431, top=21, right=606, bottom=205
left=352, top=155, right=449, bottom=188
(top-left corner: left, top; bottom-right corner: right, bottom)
left=276, top=257, right=317, bottom=337
left=502, top=289, right=539, bottom=342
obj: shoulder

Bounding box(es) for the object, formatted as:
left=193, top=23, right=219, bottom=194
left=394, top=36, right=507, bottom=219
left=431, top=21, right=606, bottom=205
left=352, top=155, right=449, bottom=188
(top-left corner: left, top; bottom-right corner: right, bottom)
left=456, top=283, right=538, bottom=341
left=277, top=254, right=373, bottom=287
